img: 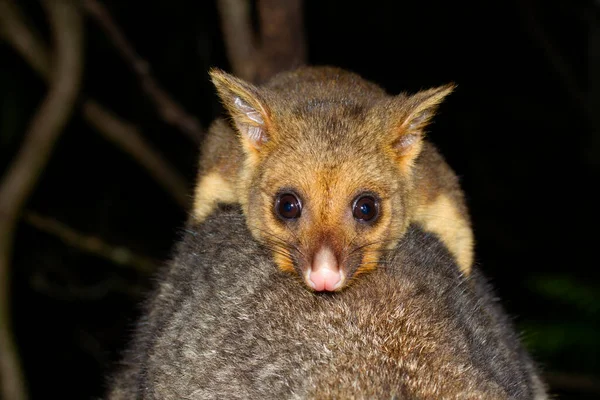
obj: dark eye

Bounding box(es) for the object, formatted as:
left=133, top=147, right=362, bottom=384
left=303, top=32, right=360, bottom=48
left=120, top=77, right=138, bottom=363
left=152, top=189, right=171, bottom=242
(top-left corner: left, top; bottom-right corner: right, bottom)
left=275, top=193, right=302, bottom=220
left=352, top=195, right=379, bottom=222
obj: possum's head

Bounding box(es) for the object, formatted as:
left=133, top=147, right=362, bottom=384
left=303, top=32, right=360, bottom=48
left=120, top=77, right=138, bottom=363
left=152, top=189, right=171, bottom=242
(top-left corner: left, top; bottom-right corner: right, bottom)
left=210, top=67, right=453, bottom=291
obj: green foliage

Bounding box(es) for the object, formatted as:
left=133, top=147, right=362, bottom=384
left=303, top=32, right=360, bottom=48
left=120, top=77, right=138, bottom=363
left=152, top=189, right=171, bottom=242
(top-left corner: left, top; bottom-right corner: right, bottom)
left=532, top=275, right=600, bottom=316
left=520, top=275, right=600, bottom=376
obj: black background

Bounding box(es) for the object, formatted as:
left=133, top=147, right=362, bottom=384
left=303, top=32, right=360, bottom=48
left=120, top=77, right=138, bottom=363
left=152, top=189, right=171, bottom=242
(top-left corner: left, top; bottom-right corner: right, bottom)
left=1, top=0, right=598, bottom=398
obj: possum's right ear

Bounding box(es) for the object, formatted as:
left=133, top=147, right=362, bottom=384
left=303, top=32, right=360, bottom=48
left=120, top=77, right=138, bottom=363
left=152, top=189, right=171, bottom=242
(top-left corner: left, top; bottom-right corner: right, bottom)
left=388, top=84, right=455, bottom=171
left=210, top=69, right=271, bottom=152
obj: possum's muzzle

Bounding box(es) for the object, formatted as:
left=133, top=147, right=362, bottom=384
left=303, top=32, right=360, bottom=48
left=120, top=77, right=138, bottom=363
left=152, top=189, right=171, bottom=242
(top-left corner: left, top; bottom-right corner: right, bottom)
left=304, top=245, right=345, bottom=291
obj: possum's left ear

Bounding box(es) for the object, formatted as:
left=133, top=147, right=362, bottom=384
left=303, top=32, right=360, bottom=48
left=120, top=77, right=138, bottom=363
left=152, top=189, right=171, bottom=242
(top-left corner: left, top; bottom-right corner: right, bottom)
left=390, top=84, right=455, bottom=170
left=210, top=68, right=272, bottom=152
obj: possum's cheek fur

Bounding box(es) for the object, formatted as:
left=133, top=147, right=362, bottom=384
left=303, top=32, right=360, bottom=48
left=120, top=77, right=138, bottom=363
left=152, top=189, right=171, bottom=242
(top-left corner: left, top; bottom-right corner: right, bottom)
left=343, top=197, right=406, bottom=282
left=243, top=190, right=298, bottom=275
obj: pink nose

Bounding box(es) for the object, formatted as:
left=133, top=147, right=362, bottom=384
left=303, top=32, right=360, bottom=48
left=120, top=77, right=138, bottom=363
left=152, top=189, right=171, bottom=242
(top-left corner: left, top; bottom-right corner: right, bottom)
left=307, top=246, right=344, bottom=291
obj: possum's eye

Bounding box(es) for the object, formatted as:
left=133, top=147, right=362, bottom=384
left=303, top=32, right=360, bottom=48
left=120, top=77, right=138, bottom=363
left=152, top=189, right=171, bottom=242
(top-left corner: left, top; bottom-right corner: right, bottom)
left=352, top=195, right=379, bottom=222
left=275, top=193, right=302, bottom=220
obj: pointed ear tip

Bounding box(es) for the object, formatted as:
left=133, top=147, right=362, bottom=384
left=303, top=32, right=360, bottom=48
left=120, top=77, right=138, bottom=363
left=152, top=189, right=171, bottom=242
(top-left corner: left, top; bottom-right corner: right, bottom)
left=425, top=83, right=455, bottom=104
left=440, top=82, right=457, bottom=95
left=209, top=68, right=233, bottom=85
left=208, top=67, right=225, bottom=76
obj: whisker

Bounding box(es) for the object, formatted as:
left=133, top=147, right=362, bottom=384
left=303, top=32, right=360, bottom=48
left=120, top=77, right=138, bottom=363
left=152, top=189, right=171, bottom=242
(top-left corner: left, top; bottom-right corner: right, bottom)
left=345, top=232, right=360, bottom=251
left=256, top=229, right=293, bottom=246
left=361, top=248, right=396, bottom=254
left=208, top=213, right=245, bottom=219
left=261, top=243, right=293, bottom=259
left=356, top=263, right=390, bottom=270
left=261, top=239, right=291, bottom=252
left=266, top=239, right=304, bottom=259
left=413, top=213, right=462, bottom=223
left=348, top=239, right=396, bottom=256
left=255, top=227, right=306, bottom=258
left=361, top=259, right=390, bottom=265
left=282, top=225, right=306, bottom=258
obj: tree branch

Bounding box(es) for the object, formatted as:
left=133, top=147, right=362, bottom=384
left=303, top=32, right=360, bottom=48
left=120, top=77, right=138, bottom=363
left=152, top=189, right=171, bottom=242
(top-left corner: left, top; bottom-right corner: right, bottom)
left=24, top=211, right=158, bottom=275
left=0, top=1, right=84, bottom=399
left=256, top=0, right=306, bottom=82
left=81, top=101, right=190, bottom=208
left=0, top=0, right=190, bottom=209
left=83, top=0, right=203, bottom=144
left=217, top=0, right=307, bottom=83
left=0, top=0, right=51, bottom=78
left=216, top=0, right=258, bottom=81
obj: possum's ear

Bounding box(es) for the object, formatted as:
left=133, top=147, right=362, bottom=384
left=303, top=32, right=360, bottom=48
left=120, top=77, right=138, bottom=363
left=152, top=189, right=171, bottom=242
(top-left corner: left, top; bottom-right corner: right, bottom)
left=210, top=68, right=271, bottom=151
left=390, top=84, right=455, bottom=170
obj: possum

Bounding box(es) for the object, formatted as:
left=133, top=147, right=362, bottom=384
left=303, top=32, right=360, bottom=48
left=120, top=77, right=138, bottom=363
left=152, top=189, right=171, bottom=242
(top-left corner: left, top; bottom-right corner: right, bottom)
left=194, top=67, right=473, bottom=291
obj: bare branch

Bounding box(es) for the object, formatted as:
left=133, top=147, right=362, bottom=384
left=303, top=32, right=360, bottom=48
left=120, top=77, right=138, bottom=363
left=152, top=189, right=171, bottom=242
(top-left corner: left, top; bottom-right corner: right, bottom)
left=24, top=211, right=158, bottom=275
left=83, top=0, right=203, bottom=144
left=256, top=0, right=306, bottom=82
left=217, top=0, right=258, bottom=81
left=30, top=272, right=147, bottom=301
left=81, top=101, right=190, bottom=208
left=0, top=0, right=51, bottom=78
left=217, top=0, right=307, bottom=83
left=0, top=0, right=190, bottom=209
left=0, top=1, right=84, bottom=399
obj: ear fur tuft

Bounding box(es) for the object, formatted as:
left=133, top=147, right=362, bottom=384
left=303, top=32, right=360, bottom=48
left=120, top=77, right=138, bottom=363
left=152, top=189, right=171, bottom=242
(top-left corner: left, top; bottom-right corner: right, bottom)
left=210, top=68, right=271, bottom=149
left=391, top=83, right=455, bottom=167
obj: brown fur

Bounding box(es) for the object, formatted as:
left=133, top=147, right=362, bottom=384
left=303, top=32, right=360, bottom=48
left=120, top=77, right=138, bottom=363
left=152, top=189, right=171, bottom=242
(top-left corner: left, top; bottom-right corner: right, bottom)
left=107, top=207, right=547, bottom=399
left=193, top=66, right=474, bottom=289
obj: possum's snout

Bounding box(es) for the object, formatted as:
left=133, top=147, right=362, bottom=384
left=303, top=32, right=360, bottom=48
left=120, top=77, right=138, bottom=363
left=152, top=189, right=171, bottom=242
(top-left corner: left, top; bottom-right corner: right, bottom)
left=305, top=245, right=345, bottom=291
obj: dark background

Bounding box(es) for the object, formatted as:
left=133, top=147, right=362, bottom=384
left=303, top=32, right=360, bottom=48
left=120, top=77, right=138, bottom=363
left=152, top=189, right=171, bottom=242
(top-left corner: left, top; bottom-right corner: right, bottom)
left=1, top=0, right=598, bottom=398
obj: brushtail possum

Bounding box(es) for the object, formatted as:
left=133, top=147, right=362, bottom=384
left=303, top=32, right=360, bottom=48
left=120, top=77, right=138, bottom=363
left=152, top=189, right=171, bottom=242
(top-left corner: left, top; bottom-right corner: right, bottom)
left=193, top=66, right=474, bottom=291
left=107, top=207, right=547, bottom=399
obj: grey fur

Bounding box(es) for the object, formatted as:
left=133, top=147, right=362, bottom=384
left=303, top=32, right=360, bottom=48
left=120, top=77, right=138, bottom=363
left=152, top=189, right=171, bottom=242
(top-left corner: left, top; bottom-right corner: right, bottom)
left=107, top=207, right=547, bottom=399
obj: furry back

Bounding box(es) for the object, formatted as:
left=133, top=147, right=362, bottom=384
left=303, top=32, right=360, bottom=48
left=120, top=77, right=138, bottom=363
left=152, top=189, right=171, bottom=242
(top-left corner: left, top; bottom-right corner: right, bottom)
left=107, top=207, right=546, bottom=399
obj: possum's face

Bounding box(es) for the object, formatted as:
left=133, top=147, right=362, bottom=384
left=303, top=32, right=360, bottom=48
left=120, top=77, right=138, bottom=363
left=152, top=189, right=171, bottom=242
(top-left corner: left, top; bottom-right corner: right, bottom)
left=245, top=145, right=411, bottom=291
left=210, top=68, right=453, bottom=291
